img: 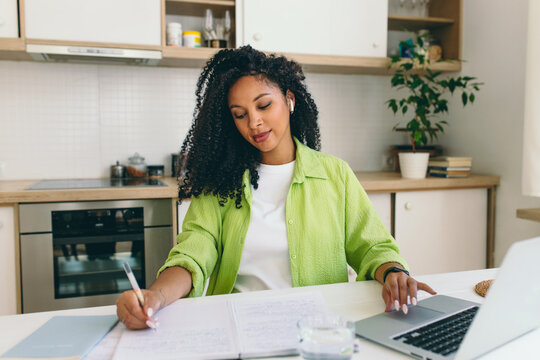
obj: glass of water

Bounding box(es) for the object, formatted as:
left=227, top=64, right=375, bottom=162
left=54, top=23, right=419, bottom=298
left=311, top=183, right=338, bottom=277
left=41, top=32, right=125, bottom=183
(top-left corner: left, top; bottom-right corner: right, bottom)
left=297, top=315, right=355, bottom=360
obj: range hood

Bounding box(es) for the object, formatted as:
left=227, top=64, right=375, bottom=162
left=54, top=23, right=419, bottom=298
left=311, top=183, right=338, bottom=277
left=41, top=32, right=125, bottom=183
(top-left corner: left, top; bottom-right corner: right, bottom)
left=26, top=44, right=162, bottom=65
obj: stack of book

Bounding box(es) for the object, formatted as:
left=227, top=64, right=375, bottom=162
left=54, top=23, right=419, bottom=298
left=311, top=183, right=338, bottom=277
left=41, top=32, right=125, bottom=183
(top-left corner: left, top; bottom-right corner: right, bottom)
left=428, top=156, right=472, bottom=178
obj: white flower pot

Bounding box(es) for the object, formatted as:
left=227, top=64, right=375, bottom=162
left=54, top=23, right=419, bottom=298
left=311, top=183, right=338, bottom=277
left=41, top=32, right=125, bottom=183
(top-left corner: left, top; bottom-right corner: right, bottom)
left=398, top=152, right=429, bottom=179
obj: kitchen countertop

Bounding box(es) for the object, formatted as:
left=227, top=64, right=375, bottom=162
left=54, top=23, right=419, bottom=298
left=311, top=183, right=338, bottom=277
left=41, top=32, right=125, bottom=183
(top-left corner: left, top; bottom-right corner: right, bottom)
left=0, top=177, right=180, bottom=204
left=0, top=173, right=500, bottom=204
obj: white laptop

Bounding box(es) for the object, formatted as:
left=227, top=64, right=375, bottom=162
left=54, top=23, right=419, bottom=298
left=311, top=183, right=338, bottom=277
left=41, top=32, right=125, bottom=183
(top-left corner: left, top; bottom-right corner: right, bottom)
left=355, top=236, right=540, bottom=359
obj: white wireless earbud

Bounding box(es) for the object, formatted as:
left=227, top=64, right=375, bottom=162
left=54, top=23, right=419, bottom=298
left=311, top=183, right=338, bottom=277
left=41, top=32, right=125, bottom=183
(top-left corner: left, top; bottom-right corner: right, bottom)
left=289, top=99, right=294, bottom=114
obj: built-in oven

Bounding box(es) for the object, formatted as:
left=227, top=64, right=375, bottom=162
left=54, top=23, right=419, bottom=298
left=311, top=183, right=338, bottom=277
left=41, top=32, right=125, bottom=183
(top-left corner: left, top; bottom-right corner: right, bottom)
left=19, top=199, right=173, bottom=313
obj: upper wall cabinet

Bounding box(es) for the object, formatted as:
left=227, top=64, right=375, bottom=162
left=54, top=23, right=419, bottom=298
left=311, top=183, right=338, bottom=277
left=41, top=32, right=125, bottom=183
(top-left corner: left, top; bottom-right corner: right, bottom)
left=236, top=0, right=387, bottom=58
left=24, top=0, right=161, bottom=47
left=0, top=0, right=19, bottom=38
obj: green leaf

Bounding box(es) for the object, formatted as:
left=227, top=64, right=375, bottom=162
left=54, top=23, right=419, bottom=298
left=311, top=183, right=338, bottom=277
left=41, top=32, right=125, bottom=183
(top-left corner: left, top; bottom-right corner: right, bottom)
left=387, top=99, right=398, bottom=113
left=448, top=79, right=456, bottom=93
left=469, top=93, right=475, bottom=103
left=402, top=62, right=414, bottom=71
left=402, top=105, right=408, bottom=114
left=462, top=92, right=468, bottom=106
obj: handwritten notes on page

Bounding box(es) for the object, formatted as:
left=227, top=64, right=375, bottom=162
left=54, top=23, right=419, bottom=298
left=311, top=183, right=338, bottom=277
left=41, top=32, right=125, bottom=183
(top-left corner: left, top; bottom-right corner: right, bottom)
left=112, top=301, right=238, bottom=360
left=112, top=291, right=331, bottom=360
left=233, top=292, right=331, bottom=358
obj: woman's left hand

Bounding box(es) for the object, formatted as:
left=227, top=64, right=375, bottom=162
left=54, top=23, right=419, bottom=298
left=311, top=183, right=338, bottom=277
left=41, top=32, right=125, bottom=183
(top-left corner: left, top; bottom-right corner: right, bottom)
left=382, top=272, right=437, bottom=314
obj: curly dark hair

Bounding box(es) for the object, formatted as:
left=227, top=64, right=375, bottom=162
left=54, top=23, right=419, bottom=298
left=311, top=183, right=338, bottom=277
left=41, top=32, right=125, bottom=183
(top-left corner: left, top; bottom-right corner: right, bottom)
left=178, top=45, right=321, bottom=208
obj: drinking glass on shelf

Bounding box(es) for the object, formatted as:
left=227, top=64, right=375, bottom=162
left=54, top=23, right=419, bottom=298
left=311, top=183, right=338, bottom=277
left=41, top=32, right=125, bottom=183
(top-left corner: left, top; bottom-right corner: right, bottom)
left=204, top=8, right=217, bottom=40
left=418, top=0, right=431, bottom=17
left=398, top=0, right=407, bottom=15
left=224, top=10, right=231, bottom=47
left=407, top=0, right=417, bottom=16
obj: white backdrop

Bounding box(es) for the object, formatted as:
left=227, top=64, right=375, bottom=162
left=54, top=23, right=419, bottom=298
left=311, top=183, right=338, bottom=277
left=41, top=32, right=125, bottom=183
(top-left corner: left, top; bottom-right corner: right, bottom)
left=522, top=0, right=540, bottom=197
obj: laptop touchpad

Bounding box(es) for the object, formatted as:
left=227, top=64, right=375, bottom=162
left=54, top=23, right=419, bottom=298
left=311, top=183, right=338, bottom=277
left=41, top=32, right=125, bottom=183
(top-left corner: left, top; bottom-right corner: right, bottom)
left=386, top=306, right=444, bottom=326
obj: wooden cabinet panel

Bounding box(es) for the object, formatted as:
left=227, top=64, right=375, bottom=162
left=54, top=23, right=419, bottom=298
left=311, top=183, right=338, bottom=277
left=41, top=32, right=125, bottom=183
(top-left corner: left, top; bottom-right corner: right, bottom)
left=394, top=189, right=487, bottom=275
left=177, top=199, right=191, bottom=234
left=24, top=0, right=161, bottom=46
left=367, top=193, right=392, bottom=233
left=238, top=0, right=387, bottom=57
left=0, top=0, right=18, bottom=38
left=0, top=206, right=17, bottom=315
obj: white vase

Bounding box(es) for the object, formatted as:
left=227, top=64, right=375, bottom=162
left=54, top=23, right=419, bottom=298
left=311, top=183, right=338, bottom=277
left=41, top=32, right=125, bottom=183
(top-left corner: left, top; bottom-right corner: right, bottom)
left=398, top=152, right=430, bottom=179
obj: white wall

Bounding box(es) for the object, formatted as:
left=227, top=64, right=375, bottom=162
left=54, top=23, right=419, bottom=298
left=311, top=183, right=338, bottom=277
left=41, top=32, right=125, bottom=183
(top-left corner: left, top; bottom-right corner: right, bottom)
left=0, top=62, right=405, bottom=180
left=441, top=0, right=540, bottom=265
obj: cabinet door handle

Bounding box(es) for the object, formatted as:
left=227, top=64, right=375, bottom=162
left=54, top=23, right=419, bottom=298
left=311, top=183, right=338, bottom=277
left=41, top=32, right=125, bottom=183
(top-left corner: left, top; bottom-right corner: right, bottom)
left=253, top=33, right=262, bottom=42
left=404, top=202, right=413, bottom=210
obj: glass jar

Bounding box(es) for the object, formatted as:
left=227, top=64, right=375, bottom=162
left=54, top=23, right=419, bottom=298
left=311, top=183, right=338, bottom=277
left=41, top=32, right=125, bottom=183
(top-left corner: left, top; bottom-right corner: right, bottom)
left=418, top=29, right=442, bottom=61
left=126, top=153, right=147, bottom=178
left=147, top=165, right=164, bottom=179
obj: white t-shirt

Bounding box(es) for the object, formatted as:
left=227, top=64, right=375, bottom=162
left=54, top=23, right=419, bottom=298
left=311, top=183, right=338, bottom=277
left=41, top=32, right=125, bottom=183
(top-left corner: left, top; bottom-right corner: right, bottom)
left=234, top=161, right=295, bottom=292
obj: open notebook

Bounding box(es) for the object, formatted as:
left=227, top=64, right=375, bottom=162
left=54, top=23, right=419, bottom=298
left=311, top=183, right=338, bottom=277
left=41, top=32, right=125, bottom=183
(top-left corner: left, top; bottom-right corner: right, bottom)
left=113, top=291, right=331, bottom=360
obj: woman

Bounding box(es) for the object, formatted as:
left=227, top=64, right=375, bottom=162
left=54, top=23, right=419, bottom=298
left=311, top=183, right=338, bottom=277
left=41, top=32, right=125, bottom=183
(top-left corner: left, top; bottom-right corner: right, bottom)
left=116, top=46, right=436, bottom=329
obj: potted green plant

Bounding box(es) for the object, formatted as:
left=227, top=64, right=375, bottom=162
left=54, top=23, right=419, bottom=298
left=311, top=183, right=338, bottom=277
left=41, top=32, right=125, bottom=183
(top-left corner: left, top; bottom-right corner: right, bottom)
left=387, top=33, right=483, bottom=179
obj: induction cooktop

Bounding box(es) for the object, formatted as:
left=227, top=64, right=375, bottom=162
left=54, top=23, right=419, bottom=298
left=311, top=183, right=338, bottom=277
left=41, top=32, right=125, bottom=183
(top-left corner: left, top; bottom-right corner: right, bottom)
left=26, top=178, right=166, bottom=190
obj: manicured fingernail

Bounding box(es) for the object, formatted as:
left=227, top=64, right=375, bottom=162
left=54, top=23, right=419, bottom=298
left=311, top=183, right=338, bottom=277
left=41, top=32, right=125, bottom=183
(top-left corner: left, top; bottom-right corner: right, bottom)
left=407, top=295, right=411, bottom=304
left=402, top=304, right=408, bottom=314
left=147, top=307, right=153, bottom=317
left=146, top=320, right=156, bottom=329
left=394, top=300, right=400, bottom=311
left=412, top=297, right=418, bottom=306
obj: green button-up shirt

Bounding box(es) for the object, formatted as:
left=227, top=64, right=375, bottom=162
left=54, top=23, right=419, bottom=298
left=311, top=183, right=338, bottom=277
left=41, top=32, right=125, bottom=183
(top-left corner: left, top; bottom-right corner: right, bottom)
left=159, top=138, right=408, bottom=297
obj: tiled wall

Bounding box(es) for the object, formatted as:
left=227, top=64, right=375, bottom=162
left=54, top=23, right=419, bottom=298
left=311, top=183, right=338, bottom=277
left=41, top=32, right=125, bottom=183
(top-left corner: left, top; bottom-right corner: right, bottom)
left=0, top=60, right=407, bottom=180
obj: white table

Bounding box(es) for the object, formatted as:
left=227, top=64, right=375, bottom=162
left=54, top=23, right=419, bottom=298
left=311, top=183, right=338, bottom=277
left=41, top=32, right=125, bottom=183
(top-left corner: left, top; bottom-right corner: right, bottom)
left=0, top=268, right=538, bottom=359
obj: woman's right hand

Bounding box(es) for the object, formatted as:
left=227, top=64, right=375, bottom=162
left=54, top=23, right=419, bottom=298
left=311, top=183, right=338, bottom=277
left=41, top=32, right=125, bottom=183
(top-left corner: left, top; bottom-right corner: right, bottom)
left=116, top=288, right=165, bottom=330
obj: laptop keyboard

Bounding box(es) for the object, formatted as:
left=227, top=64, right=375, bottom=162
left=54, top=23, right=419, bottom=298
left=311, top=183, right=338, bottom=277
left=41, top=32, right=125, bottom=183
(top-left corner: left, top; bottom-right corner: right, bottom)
left=393, top=306, right=479, bottom=357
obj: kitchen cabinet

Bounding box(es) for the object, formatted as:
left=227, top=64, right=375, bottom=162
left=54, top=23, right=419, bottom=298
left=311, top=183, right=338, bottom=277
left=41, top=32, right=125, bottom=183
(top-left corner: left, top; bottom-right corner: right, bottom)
left=394, top=189, right=487, bottom=275
left=1, top=0, right=463, bottom=74
left=367, top=193, right=392, bottom=233
left=160, top=0, right=462, bottom=73
left=388, top=0, right=462, bottom=62
left=24, top=0, right=161, bottom=46
left=0, top=205, right=18, bottom=315
left=237, top=0, right=387, bottom=57
left=177, top=198, right=191, bottom=234
left=0, top=0, right=29, bottom=61
left=0, top=0, right=18, bottom=37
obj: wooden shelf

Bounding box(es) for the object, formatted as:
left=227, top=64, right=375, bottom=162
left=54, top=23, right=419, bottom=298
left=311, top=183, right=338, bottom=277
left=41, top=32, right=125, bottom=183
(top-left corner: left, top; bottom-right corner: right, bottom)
left=388, top=15, right=455, bottom=31
left=160, top=46, right=461, bottom=74
left=516, top=208, right=540, bottom=223
left=0, top=38, right=32, bottom=61
left=159, top=46, right=222, bottom=67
